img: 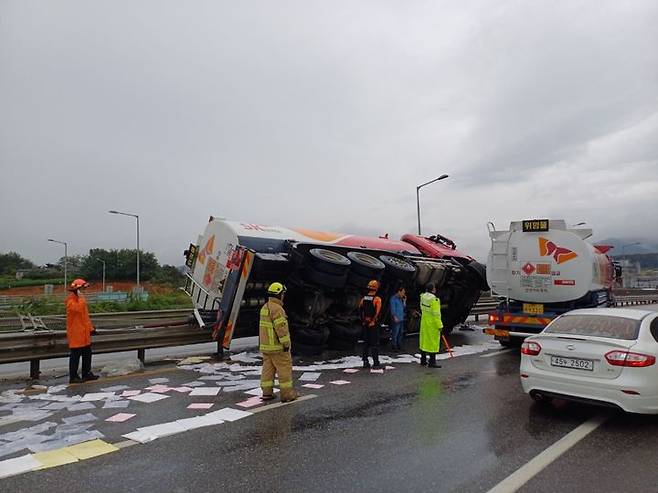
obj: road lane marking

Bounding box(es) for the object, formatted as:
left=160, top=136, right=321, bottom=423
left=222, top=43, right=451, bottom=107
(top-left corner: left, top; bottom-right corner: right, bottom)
left=480, top=349, right=516, bottom=358
left=487, top=414, right=607, bottom=493
left=250, top=394, right=317, bottom=413
left=113, top=439, right=139, bottom=449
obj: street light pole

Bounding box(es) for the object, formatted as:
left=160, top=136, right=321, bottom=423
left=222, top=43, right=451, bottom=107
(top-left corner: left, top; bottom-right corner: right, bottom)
left=136, top=215, right=140, bottom=288
left=109, top=210, right=140, bottom=288
left=416, top=174, right=449, bottom=235
left=47, top=239, right=68, bottom=291
left=96, top=258, right=106, bottom=292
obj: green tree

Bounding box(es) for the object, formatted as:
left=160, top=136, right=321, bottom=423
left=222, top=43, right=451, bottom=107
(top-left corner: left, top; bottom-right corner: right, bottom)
left=0, top=252, right=35, bottom=275
left=57, top=254, right=85, bottom=275
left=153, top=264, right=185, bottom=285
left=79, top=248, right=160, bottom=281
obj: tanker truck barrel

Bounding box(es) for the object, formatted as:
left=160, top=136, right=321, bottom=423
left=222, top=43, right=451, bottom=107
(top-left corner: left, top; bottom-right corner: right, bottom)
left=184, top=217, right=485, bottom=350
left=485, top=219, right=616, bottom=346
left=486, top=219, right=612, bottom=305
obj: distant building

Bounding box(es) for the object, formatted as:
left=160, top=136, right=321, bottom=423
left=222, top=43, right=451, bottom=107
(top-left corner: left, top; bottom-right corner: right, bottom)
left=620, top=259, right=642, bottom=288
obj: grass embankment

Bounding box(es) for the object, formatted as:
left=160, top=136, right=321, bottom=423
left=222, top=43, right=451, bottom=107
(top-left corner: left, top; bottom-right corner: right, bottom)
left=8, top=290, right=193, bottom=316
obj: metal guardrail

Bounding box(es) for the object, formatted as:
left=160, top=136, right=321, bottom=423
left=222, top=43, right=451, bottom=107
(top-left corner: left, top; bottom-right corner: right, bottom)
left=1, top=293, right=656, bottom=380
left=0, top=323, right=215, bottom=379
left=614, top=295, right=658, bottom=306
left=0, top=309, right=193, bottom=332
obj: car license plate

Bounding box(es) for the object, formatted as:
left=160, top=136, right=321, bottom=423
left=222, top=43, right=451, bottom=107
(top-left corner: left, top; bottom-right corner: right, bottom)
left=550, top=356, right=593, bottom=371
left=523, top=303, right=544, bottom=315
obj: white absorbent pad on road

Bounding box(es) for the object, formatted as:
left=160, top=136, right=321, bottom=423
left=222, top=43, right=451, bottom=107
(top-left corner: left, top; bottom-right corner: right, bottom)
left=0, top=454, right=41, bottom=479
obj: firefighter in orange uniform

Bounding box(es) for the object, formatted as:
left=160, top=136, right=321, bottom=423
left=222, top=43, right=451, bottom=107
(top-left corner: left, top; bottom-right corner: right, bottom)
left=66, top=279, right=98, bottom=383
left=359, top=280, right=382, bottom=369
left=259, top=282, right=298, bottom=403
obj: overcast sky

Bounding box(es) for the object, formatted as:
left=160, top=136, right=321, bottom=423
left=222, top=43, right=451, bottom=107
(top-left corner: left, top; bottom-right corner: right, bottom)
left=1, top=0, right=657, bottom=265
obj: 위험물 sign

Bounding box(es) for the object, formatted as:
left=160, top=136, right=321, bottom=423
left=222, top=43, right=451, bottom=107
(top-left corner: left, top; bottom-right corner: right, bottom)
left=522, top=219, right=549, bottom=232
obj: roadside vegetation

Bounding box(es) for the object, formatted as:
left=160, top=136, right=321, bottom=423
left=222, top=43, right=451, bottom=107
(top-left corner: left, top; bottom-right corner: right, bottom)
left=12, top=291, right=193, bottom=316
left=0, top=250, right=192, bottom=316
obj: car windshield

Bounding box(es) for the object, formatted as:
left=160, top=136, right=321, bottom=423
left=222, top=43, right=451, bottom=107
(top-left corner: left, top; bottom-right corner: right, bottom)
left=544, top=314, right=640, bottom=340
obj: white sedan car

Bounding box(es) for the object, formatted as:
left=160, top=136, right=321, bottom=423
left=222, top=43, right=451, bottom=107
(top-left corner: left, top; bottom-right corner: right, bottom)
left=520, top=308, right=658, bottom=414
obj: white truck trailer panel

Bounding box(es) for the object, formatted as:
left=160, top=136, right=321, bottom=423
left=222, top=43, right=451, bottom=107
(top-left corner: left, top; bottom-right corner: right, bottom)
left=487, top=220, right=613, bottom=303
left=190, top=218, right=422, bottom=304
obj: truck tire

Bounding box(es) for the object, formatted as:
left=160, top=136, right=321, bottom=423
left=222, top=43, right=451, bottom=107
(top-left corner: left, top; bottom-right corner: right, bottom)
left=327, top=337, right=356, bottom=351
left=466, top=261, right=489, bottom=291
left=346, top=252, right=386, bottom=277
left=379, top=255, right=417, bottom=281
left=303, top=267, right=348, bottom=288
left=347, top=270, right=380, bottom=288
left=292, top=326, right=330, bottom=345
left=499, top=337, right=523, bottom=348
left=329, top=323, right=362, bottom=341
left=308, top=248, right=351, bottom=275
left=292, top=341, right=325, bottom=356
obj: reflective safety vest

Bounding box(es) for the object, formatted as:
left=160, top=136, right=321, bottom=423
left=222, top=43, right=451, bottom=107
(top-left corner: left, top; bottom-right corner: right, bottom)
left=259, top=298, right=291, bottom=353
left=419, top=291, right=443, bottom=353
left=359, top=293, right=382, bottom=328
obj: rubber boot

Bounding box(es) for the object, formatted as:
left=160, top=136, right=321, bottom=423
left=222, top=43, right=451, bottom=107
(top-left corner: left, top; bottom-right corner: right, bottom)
left=362, top=346, right=371, bottom=368
left=281, top=389, right=299, bottom=403
left=372, top=348, right=381, bottom=369
left=420, top=351, right=427, bottom=366
left=427, top=353, right=441, bottom=368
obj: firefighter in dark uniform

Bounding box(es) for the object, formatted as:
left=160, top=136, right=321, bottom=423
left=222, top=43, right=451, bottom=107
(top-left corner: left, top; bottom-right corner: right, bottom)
left=359, top=280, right=382, bottom=369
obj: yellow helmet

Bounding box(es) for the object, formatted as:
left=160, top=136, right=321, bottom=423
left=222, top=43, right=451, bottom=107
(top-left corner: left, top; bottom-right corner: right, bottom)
left=267, top=282, right=287, bottom=295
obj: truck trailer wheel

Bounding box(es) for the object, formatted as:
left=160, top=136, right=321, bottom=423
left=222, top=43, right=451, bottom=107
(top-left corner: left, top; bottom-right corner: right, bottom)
left=327, top=337, right=356, bottom=351
left=292, top=326, right=330, bottom=345
left=498, top=336, right=523, bottom=348
left=347, top=270, right=380, bottom=288
left=308, top=248, right=351, bottom=275
left=292, top=341, right=325, bottom=357
left=379, top=255, right=417, bottom=281
left=346, top=251, right=386, bottom=277
left=329, top=323, right=362, bottom=341
left=466, top=261, right=489, bottom=291
left=303, top=268, right=349, bottom=288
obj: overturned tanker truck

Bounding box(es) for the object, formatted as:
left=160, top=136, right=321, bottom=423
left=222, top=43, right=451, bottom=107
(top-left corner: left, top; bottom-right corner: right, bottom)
left=183, top=217, right=488, bottom=355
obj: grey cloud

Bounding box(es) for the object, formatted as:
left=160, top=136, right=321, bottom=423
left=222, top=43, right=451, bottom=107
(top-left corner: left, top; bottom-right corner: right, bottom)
left=1, top=1, right=657, bottom=265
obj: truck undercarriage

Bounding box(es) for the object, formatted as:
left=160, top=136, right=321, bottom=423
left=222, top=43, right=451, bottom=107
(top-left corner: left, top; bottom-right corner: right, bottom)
left=185, top=234, right=487, bottom=355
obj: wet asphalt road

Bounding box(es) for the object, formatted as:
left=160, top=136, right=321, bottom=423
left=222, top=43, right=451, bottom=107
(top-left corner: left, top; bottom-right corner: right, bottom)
left=3, top=327, right=658, bottom=493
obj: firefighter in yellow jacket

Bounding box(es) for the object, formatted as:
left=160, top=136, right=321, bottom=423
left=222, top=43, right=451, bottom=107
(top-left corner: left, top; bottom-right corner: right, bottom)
left=259, top=282, right=298, bottom=402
